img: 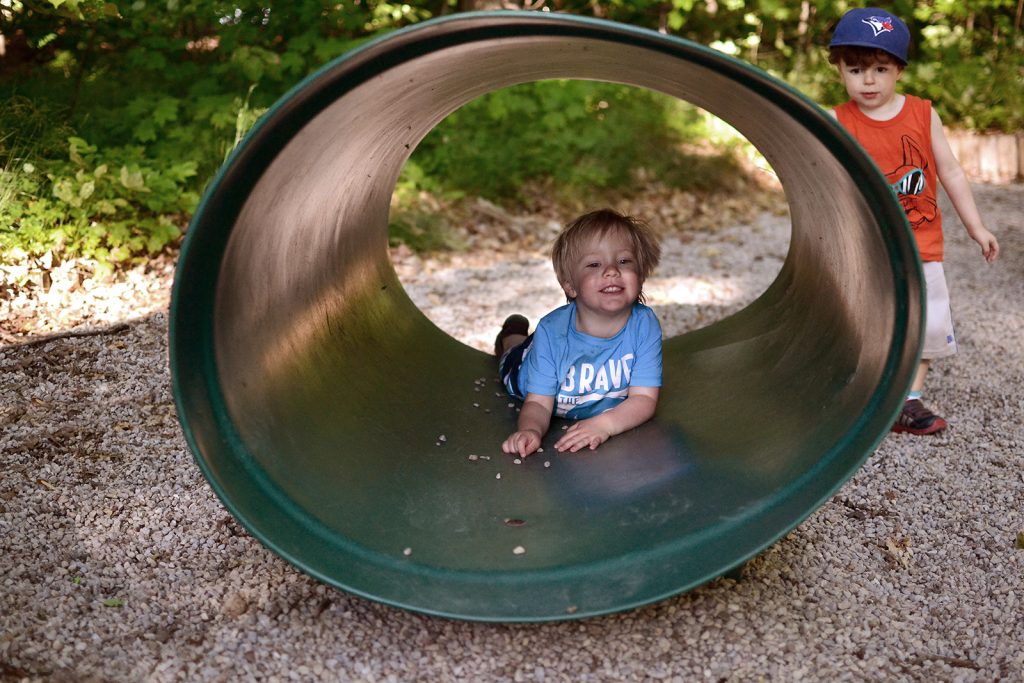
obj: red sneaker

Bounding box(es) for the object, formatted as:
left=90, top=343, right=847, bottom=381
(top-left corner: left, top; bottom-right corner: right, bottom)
left=892, top=398, right=948, bottom=435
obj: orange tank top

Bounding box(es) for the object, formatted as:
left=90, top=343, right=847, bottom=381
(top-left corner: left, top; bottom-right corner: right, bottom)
left=835, top=94, right=943, bottom=261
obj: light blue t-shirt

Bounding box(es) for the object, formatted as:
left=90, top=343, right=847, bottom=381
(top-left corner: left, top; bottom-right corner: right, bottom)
left=515, top=302, right=662, bottom=419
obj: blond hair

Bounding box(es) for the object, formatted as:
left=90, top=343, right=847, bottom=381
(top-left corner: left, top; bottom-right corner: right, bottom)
left=552, top=208, right=661, bottom=302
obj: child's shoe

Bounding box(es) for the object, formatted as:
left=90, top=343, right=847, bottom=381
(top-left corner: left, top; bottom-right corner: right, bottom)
left=494, top=314, right=529, bottom=356
left=891, top=398, right=947, bottom=435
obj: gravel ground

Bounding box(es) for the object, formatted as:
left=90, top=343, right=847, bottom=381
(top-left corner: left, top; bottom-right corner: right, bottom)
left=1, top=184, right=1021, bottom=682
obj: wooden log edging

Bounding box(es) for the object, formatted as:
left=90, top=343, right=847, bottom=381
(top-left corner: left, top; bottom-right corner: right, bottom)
left=945, top=130, right=1024, bottom=184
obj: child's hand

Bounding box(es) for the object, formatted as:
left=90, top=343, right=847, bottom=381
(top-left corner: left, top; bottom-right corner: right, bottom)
left=969, top=226, right=999, bottom=263
left=502, top=429, right=542, bottom=457
left=554, top=419, right=611, bottom=453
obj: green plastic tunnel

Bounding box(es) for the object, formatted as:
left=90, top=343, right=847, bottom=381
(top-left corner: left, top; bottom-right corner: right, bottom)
left=170, top=12, right=922, bottom=622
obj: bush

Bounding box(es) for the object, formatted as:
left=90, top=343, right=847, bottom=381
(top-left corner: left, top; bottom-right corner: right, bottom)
left=404, top=80, right=742, bottom=205
left=1, top=129, right=198, bottom=277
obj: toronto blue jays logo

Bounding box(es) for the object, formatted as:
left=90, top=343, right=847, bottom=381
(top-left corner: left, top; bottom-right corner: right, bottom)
left=862, top=15, right=896, bottom=36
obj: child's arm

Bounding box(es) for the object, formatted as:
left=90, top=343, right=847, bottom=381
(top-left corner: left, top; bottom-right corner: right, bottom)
left=931, top=110, right=1000, bottom=263
left=502, top=393, right=554, bottom=457
left=554, top=386, right=660, bottom=453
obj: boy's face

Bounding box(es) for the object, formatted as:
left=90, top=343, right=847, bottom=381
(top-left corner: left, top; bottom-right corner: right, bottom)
left=838, top=58, right=903, bottom=113
left=561, top=228, right=642, bottom=320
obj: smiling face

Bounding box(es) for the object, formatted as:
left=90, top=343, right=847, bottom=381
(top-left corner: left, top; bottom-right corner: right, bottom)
left=561, top=228, right=642, bottom=336
left=838, top=57, right=904, bottom=117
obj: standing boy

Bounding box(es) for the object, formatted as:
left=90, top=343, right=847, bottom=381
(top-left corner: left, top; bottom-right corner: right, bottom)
left=828, top=7, right=999, bottom=435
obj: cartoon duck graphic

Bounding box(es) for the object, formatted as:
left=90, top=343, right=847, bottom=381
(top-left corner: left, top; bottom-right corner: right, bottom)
left=887, top=135, right=937, bottom=229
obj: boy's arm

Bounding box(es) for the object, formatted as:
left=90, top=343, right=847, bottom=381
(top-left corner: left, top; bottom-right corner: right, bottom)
left=931, top=110, right=1000, bottom=263
left=502, top=393, right=554, bottom=457
left=554, top=386, right=660, bottom=453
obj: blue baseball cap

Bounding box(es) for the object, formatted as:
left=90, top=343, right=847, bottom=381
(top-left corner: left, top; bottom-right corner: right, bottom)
left=829, top=7, right=910, bottom=64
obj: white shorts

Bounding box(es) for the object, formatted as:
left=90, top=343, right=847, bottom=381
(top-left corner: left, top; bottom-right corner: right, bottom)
left=922, top=261, right=957, bottom=360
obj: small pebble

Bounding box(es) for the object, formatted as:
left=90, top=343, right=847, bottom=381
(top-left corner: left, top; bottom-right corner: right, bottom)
left=513, top=546, right=526, bottom=555
left=544, top=461, right=551, bottom=468
left=222, top=592, right=248, bottom=618
left=403, top=547, right=412, bottom=556
left=468, top=454, right=478, bottom=461
left=496, top=473, right=501, bottom=480
left=513, top=458, right=522, bottom=465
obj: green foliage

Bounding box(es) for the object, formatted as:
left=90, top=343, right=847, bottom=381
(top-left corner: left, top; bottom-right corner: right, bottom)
left=1, top=133, right=197, bottom=276
left=406, top=80, right=742, bottom=204
left=1, top=0, right=427, bottom=270
left=0, top=0, right=1020, bottom=265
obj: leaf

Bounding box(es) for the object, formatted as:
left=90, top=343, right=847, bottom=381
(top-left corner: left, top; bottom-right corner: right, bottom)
left=52, top=178, right=81, bottom=207
left=152, top=97, right=179, bottom=126
left=1016, top=532, right=1024, bottom=549
left=119, top=166, right=149, bottom=192
left=145, top=224, right=180, bottom=253
left=167, top=161, right=198, bottom=182
left=133, top=119, right=157, bottom=143
left=280, top=51, right=305, bottom=75
left=94, top=200, right=117, bottom=215
left=102, top=598, right=123, bottom=608
left=68, top=137, right=90, bottom=166
left=885, top=536, right=912, bottom=568
left=92, top=258, right=114, bottom=279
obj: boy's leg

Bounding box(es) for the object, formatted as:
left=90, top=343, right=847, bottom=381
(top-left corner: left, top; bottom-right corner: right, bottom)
left=893, top=262, right=954, bottom=435
left=496, top=315, right=532, bottom=400
left=910, top=359, right=930, bottom=393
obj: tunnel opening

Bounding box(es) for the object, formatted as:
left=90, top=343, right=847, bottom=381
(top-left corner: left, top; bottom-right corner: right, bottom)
left=389, top=79, right=791, bottom=353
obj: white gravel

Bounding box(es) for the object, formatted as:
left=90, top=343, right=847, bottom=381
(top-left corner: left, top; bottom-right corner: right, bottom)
left=397, top=210, right=790, bottom=351
left=1, top=184, right=1021, bottom=681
